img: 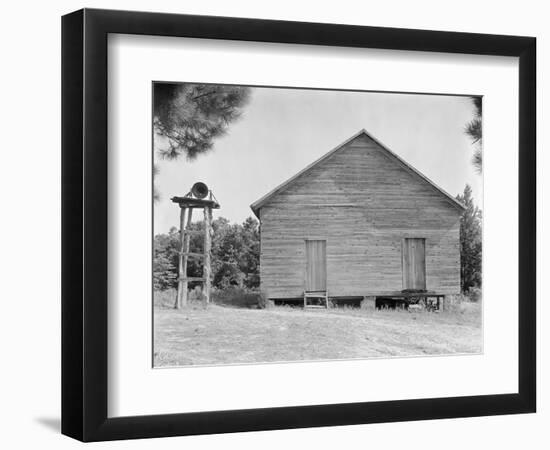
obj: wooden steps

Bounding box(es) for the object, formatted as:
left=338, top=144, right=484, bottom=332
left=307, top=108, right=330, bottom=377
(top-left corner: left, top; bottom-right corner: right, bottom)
left=303, top=290, right=329, bottom=309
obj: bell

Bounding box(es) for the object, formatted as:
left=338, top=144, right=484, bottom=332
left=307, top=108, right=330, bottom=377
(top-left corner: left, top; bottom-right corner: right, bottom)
left=191, top=182, right=209, bottom=199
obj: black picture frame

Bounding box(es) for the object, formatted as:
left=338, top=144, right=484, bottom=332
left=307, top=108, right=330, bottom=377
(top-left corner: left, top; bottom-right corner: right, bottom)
left=61, top=8, right=536, bottom=442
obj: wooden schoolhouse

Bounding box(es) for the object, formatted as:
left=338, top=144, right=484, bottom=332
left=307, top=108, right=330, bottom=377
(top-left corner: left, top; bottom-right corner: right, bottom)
left=250, top=129, right=464, bottom=308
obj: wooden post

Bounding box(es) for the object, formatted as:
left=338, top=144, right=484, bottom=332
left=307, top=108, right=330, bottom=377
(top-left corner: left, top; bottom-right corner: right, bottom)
left=203, top=206, right=213, bottom=304
left=175, top=207, right=186, bottom=309
left=181, top=208, right=194, bottom=306
left=361, top=296, right=376, bottom=311
left=175, top=207, right=193, bottom=309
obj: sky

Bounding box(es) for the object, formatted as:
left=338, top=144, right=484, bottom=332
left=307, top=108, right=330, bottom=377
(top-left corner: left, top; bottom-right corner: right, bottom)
left=154, top=86, right=482, bottom=234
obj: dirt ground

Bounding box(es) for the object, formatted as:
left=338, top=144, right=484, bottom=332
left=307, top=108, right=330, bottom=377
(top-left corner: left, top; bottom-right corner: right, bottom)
left=153, top=302, right=482, bottom=367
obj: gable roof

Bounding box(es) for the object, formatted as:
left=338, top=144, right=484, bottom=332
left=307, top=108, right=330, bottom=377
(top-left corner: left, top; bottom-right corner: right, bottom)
left=250, top=129, right=466, bottom=217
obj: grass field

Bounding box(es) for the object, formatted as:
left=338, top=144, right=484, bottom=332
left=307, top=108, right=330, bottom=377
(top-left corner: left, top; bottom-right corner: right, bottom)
left=153, top=296, right=482, bottom=367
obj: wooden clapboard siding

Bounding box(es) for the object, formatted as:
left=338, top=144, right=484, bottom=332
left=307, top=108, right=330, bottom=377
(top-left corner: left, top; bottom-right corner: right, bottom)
left=258, top=133, right=461, bottom=299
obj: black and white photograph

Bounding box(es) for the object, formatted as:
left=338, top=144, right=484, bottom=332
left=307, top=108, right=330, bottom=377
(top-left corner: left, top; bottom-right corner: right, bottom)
left=0, top=0, right=543, bottom=446
left=152, top=83, right=483, bottom=367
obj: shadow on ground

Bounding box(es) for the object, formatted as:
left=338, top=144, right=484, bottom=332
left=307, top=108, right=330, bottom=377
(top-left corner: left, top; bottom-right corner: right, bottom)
left=35, top=417, right=60, bottom=433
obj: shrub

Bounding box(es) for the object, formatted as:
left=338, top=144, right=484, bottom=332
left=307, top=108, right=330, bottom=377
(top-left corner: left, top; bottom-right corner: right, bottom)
left=258, top=291, right=272, bottom=309
left=154, top=288, right=177, bottom=309
left=467, top=287, right=482, bottom=303
left=211, top=287, right=262, bottom=309
left=446, top=293, right=467, bottom=305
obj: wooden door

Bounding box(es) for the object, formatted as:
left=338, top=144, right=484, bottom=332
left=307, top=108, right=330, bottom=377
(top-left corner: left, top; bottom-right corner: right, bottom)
left=305, top=240, right=327, bottom=291
left=402, top=238, right=426, bottom=290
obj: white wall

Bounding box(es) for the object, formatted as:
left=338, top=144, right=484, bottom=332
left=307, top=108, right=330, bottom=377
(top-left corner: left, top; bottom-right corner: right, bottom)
left=0, top=1, right=546, bottom=448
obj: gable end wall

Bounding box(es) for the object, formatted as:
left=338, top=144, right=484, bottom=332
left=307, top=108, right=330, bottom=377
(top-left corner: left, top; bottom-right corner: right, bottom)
left=259, top=134, right=461, bottom=298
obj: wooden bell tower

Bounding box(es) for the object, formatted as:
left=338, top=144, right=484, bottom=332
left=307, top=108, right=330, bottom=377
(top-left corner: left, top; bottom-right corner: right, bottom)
left=171, top=182, right=220, bottom=309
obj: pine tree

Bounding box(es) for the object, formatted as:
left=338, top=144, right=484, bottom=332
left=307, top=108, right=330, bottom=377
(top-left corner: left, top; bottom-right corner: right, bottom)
left=456, top=185, right=482, bottom=294
left=240, top=217, right=260, bottom=288
left=154, top=83, right=251, bottom=160
left=465, top=96, right=482, bottom=173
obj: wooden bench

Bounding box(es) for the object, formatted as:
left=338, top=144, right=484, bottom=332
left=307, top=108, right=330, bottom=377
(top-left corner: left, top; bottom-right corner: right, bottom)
left=376, top=292, right=446, bottom=311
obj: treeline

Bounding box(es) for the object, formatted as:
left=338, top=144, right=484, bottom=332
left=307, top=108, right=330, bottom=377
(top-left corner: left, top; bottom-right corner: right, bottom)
left=153, top=216, right=260, bottom=291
